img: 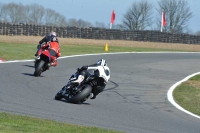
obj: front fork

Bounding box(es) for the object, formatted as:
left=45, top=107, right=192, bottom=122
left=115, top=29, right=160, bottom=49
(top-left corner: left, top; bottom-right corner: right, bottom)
left=62, top=83, right=82, bottom=99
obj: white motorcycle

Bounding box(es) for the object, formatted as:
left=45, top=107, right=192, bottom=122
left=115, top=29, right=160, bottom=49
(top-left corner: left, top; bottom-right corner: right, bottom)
left=55, top=66, right=110, bottom=104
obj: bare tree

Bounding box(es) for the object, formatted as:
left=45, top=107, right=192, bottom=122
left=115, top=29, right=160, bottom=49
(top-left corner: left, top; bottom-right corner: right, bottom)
left=122, top=0, right=153, bottom=30
left=94, top=22, right=106, bottom=28
left=67, top=18, right=93, bottom=28
left=195, top=31, right=200, bottom=36
left=44, top=9, right=57, bottom=26
left=25, top=4, right=45, bottom=25
left=55, top=14, right=68, bottom=27
left=0, top=3, right=5, bottom=22
left=67, top=18, right=78, bottom=27
left=157, top=0, right=192, bottom=33
left=44, top=8, right=67, bottom=27
left=77, top=19, right=92, bottom=28
left=113, top=24, right=125, bottom=30
left=3, top=2, right=25, bottom=24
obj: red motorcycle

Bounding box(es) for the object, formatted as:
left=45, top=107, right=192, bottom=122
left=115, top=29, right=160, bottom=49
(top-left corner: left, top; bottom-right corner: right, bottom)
left=34, top=42, right=58, bottom=77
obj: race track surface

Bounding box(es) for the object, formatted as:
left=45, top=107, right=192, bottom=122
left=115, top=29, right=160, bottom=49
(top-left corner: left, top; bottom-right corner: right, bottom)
left=1, top=52, right=200, bottom=133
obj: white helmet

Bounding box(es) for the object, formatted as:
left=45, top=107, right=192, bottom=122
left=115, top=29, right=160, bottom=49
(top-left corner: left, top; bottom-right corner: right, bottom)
left=96, top=59, right=110, bottom=82
left=96, top=59, right=107, bottom=66
left=50, top=31, right=56, bottom=36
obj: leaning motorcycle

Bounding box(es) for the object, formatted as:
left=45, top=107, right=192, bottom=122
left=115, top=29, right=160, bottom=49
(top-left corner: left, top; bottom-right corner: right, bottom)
left=55, top=68, right=109, bottom=104
left=33, top=42, right=57, bottom=77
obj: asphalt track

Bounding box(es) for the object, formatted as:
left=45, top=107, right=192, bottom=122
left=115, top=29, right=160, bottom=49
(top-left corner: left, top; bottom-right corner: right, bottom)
left=1, top=52, right=200, bottom=133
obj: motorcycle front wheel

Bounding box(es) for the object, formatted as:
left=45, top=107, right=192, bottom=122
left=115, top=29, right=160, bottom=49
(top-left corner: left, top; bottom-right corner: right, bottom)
left=55, top=91, right=63, bottom=100
left=55, top=86, right=65, bottom=100
left=34, top=60, right=45, bottom=77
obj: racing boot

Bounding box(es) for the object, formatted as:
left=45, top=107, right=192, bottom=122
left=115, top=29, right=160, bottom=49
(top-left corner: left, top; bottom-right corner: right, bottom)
left=90, top=93, right=96, bottom=99
left=90, top=90, right=98, bottom=99
left=47, top=60, right=57, bottom=68
left=35, top=44, right=42, bottom=56
left=35, top=48, right=39, bottom=56
left=51, top=60, right=57, bottom=67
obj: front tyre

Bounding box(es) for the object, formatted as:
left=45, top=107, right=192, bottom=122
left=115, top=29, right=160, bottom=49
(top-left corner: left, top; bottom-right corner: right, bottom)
left=55, top=91, right=63, bottom=100
left=68, top=84, right=92, bottom=104
left=55, top=86, right=66, bottom=100
left=34, top=60, right=45, bottom=77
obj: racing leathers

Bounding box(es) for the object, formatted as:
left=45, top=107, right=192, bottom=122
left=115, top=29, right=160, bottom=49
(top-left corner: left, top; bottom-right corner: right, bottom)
left=36, top=35, right=61, bottom=67
left=72, top=63, right=110, bottom=99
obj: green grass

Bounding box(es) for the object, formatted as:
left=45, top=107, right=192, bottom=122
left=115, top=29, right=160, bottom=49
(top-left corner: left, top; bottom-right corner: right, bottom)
left=0, top=42, right=184, bottom=61
left=173, top=75, right=200, bottom=116
left=189, top=75, right=200, bottom=81
left=0, top=112, right=123, bottom=133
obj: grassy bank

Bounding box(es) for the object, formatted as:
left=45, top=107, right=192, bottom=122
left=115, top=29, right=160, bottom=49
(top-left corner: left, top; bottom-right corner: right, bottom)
left=173, top=75, right=200, bottom=116
left=0, top=112, right=123, bottom=133
left=0, top=42, right=190, bottom=61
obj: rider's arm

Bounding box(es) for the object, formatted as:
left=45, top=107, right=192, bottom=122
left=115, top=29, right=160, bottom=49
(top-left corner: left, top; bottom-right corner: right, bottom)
left=88, top=63, right=98, bottom=67
left=87, top=66, right=98, bottom=70
left=39, top=36, right=47, bottom=44
left=41, top=42, right=50, bottom=49
left=77, top=64, right=99, bottom=72
left=56, top=48, right=61, bottom=57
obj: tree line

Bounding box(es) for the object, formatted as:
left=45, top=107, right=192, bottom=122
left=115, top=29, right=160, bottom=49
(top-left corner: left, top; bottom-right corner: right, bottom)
left=0, top=0, right=198, bottom=35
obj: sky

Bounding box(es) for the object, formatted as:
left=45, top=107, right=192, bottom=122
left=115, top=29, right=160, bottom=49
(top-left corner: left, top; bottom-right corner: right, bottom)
left=1, top=0, right=200, bottom=33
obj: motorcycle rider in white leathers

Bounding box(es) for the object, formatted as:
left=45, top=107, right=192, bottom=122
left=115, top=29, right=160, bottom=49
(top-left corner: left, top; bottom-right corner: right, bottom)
left=72, top=59, right=110, bottom=99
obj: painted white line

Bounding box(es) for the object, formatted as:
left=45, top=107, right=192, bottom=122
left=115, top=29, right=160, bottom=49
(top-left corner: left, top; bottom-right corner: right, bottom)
left=0, top=52, right=132, bottom=63
left=167, top=72, right=200, bottom=119
left=0, top=59, right=5, bottom=62
left=1, top=51, right=200, bottom=63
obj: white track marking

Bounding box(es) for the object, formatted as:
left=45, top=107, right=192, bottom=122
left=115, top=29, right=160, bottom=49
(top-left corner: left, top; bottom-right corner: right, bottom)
left=1, top=51, right=199, bottom=63
left=167, top=72, right=200, bottom=119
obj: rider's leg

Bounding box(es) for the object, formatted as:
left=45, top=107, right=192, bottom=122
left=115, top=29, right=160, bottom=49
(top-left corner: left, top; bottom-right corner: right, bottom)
left=71, top=70, right=87, bottom=84
left=35, top=44, right=41, bottom=56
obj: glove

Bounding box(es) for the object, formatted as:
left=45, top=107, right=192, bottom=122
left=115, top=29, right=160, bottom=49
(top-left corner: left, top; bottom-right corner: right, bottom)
left=81, top=66, right=88, bottom=70
left=77, top=66, right=88, bottom=72
left=37, top=44, right=41, bottom=49
left=57, top=53, right=61, bottom=57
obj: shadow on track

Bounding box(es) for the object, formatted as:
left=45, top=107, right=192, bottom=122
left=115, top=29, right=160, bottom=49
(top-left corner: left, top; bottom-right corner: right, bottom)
left=22, top=73, right=44, bottom=77
left=104, top=80, right=119, bottom=91
left=23, top=64, right=35, bottom=68
left=54, top=98, right=91, bottom=105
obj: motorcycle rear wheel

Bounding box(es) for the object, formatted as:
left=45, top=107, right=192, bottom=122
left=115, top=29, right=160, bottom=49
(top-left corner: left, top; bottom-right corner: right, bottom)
left=68, top=84, right=92, bottom=104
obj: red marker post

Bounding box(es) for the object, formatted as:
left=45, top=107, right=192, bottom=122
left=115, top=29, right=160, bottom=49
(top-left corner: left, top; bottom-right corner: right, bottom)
left=161, top=10, right=166, bottom=32
left=110, top=10, right=115, bottom=29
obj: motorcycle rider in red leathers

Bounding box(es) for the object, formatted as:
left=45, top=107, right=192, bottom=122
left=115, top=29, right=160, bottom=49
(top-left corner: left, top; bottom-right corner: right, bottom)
left=35, top=31, right=61, bottom=67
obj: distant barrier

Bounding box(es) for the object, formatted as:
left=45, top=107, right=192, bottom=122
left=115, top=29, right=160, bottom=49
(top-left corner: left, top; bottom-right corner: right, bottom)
left=0, top=22, right=200, bottom=44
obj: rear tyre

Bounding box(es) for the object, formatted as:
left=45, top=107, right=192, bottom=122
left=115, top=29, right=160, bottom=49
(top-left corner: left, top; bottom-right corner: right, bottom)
left=34, top=60, right=45, bottom=77
left=68, top=84, right=92, bottom=104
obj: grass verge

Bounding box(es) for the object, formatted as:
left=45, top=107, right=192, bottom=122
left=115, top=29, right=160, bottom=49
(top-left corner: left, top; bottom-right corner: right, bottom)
left=0, top=112, right=123, bottom=133
left=173, top=75, right=200, bottom=116
left=0, top=42, right=186, bottom=61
